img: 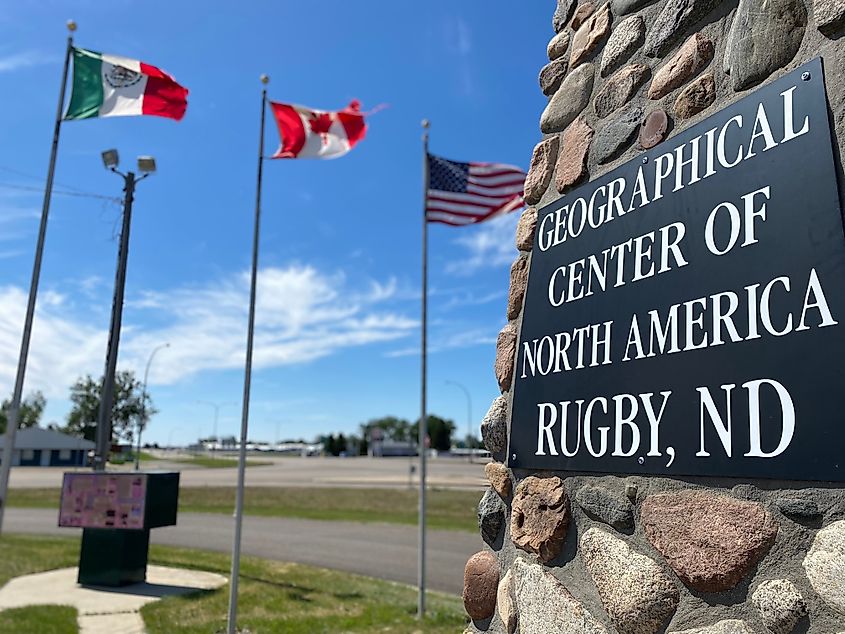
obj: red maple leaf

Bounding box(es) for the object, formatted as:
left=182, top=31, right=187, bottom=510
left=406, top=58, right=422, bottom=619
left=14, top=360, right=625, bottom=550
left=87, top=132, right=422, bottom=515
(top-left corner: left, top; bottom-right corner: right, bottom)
left=308, top=113, right=333, bottom=136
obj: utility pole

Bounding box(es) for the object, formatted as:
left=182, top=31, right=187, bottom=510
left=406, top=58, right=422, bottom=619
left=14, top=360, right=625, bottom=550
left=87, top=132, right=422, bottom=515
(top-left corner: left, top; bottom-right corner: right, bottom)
left=93, top=151, right=156, bottom=471
left=93, top=172, right=136, bottom=471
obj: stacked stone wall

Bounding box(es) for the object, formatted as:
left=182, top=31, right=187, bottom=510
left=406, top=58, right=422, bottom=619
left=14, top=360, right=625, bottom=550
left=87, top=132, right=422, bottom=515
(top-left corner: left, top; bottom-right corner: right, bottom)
left=464, top=0, right=845, bottom=632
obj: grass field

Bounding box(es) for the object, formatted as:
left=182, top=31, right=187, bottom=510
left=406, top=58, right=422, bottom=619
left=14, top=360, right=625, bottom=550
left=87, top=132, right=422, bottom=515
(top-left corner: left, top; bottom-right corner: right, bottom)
left=0, top=606, right=77, bottom=634
left=0, top=534, right=467, bottom=633
left=138, top=452, right=270, bottom=468
left=0, top=536, right=83, bottom=633
left=7, top=486, right=481, bottom=532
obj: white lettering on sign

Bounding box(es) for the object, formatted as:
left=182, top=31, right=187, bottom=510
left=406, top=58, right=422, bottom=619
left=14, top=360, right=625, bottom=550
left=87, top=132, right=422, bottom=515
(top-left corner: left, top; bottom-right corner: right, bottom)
left=696, top=379, right=795, bottom=459
left=535, top=391, right=674, bottom=465
left=513, top=64, right=845, bottom=480
left=536, top=86, right=810, bottom=254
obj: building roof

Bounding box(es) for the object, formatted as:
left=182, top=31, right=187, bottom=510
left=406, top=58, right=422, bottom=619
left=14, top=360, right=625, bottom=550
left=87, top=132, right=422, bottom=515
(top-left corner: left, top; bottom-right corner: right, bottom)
left=0, top=427, right=95, bottom=450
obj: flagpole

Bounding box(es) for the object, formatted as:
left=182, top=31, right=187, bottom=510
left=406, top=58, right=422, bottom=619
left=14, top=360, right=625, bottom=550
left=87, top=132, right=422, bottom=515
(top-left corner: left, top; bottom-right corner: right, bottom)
left=0, top=20, right=75, bottom=536
left=418, top=118, right=430, bottom=619
left=227, top=73, right=268, bottom=634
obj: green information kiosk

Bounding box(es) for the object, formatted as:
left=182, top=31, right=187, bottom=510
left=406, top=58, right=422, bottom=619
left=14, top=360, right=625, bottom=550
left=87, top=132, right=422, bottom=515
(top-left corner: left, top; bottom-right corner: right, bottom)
left=59, top=471, right=179, bottom=586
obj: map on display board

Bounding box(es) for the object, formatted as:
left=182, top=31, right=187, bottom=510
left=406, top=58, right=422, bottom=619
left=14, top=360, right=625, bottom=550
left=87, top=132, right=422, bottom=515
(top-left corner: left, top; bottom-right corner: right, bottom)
left=59, top=473, right=147, bottom=529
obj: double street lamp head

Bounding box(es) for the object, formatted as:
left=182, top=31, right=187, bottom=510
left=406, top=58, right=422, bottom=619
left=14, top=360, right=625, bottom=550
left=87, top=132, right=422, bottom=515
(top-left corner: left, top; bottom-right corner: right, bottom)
left=101, top=148, right=119, bottom=170
left=137, top=156, right=156, bottom=174
left=101, top=149, right=157, bottom=175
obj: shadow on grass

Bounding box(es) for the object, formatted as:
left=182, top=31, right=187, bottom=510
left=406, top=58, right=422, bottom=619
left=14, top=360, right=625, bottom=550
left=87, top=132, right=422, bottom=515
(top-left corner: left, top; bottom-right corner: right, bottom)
left=150, top=566, right=364, bottom=605
left=238, top=573, right=365, bottom=604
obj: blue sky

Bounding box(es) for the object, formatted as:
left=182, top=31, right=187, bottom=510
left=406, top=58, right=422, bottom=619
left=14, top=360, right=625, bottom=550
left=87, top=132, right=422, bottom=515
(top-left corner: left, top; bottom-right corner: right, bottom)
left=0, top=2, right=549, bottom=446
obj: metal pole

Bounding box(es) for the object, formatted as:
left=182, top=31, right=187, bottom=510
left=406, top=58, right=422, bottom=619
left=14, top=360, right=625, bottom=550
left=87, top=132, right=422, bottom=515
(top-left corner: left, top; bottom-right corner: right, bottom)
left=445, top=380, right=472, bottom=461
left=0, top=23, right=74, bottom=534
left=213, top=406, right=219, bottom=456
left=135, top=342, right=169, bottom=470
left=167, top=427, right=182, bottom=449
left=197, top=401, right=225, bottom=457
left=227, top=75, right=268, bottom=634
left=93, top=171, right=136, bottom=471
left=418, top=119, right=430, bottom=619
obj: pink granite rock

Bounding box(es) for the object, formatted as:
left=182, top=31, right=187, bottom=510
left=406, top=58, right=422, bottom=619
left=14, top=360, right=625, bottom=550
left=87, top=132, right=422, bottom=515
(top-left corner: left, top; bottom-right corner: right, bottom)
left=641, top=490, right=778, bottom=592
left=495, top=323, right=518, bottom=392
left=524, top=137, right=559, bottom=205
left=555, top=117, right=594, bottom=191
left=648, top=33, right=714, bottom=100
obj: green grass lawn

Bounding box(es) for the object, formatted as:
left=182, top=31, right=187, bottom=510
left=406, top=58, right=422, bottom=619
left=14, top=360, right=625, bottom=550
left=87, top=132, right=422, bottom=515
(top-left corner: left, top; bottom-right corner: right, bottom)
left=0, top=534, right=467, bottom=634
left=0, top=535, right=83, bottom=633
left=7, top=486, right=481, bottom=532
left=137, top=452, right=270, bottom=468
left=161, top=455, right=271, bottom=468
left=0, top=606, right=78, bottom=634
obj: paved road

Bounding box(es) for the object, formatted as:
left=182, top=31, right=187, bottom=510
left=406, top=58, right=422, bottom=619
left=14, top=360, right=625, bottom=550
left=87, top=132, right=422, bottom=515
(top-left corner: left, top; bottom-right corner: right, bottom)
left=8, top=455, right=488, bottom=491
left=5, top=508, right=481, bottom=595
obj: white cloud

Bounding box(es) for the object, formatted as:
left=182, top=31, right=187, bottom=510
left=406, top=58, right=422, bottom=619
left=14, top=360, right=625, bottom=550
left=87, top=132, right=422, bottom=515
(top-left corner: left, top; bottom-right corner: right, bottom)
left=437, top=288, right=506, bottom=311
left=0, top=286, right=106, bottom=399
left=445, top=212, right=520, bottom=274
left=0, top=201, right=39, bottom=244
left=77, top=275, right=105, bottom=298
left=0, top=265, right=417, bottom=398
left=456, top=18, right=472, bottom=55
left=443, top=16, right=474, bottom=96
left=122, top=266, right=418, bottom=384
left=0, top=51, right=56, bottom=74
left=386, top=327, right=498, bottom=358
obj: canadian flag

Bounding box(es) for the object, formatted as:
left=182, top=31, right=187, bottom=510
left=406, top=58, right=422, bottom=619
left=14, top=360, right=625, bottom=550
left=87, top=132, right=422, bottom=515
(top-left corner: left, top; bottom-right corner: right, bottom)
left=270, top=100, right=367, bottom=159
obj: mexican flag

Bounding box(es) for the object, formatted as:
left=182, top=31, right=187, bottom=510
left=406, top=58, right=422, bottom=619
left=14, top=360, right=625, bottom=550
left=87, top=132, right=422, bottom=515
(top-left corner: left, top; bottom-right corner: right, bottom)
left=65, top=48, right=188, bottom=121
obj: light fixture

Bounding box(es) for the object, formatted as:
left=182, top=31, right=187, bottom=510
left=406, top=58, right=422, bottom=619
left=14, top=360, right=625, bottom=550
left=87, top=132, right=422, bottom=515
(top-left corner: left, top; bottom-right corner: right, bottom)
left=101, top=149, right=119, bottom=169
left=137, top=156, right=156, bottom=174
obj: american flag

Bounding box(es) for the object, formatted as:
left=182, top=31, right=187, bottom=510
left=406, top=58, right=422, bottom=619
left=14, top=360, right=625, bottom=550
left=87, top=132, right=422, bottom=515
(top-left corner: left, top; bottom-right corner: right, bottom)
left=425, top=153, right=526, bottom=226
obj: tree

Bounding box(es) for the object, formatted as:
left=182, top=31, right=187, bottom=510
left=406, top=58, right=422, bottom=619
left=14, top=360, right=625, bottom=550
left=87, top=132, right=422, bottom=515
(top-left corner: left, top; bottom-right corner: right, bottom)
left=357, top=425, right=370, bottom=455
left=0, top=391, right=46, bottom=434
left=65, top=371, right=156, bottom=444
left=359, top=416, right=413, bottom=444
left=412, top=414, right=456, bottom=452
left=463, top=434, right=483, bottom=449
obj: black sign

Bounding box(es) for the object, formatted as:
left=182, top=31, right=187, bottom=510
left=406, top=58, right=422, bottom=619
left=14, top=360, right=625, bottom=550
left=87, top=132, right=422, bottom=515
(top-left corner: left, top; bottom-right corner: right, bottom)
left=510, top=59, right=845, bottom=481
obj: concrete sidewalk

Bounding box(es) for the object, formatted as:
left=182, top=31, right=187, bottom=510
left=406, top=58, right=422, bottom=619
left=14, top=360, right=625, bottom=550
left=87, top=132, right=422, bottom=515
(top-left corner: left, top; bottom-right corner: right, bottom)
left=0, top=565, right=226, bottom=633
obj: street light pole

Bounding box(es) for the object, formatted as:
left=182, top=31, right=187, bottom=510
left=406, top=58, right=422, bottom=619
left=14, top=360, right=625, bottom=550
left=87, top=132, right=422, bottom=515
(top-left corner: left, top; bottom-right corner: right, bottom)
left=197, top=401, right=234, bottom=458
left=93, top=151, right=155, bottom=472
left=445, top=380, right=472, bottom=462
left=135, top=342, right=169, bottom=470
left=166, top=427, right=183, bottom=449
left=93, top=172, right=136, bottom=472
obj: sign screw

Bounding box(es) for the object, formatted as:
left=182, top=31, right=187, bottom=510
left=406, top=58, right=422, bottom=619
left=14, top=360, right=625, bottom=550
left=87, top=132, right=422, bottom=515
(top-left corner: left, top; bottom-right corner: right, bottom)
left=642, top=156, right=648, bottom=164
left=802, top=72, right=811, bottom=81
left=638, top=456, right=645, bottom=465
left=512, top=453, right=517, bottom=461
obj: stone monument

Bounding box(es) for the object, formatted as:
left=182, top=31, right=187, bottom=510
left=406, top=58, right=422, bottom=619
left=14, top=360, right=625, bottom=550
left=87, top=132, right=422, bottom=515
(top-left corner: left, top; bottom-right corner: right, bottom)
left=464, top=1, right=845, bottom=632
